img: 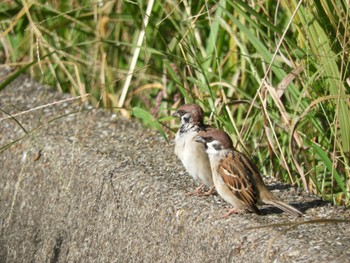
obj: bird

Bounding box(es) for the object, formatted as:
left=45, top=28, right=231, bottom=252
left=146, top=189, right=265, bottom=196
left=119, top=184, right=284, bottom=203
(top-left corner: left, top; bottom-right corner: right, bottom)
left=172, top=104, right=230, bottom=195
left=195, top=129, right=303, bottom=217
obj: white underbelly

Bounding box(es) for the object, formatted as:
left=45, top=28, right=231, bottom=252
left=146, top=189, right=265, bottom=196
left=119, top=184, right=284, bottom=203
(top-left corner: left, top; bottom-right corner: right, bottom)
left=213, top=171, right=243, bottom=208
left=174, top=132, right=213, bottom=186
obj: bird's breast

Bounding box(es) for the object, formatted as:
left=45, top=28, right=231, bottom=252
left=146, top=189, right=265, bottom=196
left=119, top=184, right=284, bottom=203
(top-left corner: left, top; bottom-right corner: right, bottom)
left=174, top=131, right=213, bottom=186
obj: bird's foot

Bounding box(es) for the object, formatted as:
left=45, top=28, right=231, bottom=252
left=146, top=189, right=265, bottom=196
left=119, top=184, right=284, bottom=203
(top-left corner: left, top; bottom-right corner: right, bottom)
left=221, top=208, right=244, bottom=218
left=186, top=184, right=206, bottom=196
left=201, top=186, right=216, bottom=196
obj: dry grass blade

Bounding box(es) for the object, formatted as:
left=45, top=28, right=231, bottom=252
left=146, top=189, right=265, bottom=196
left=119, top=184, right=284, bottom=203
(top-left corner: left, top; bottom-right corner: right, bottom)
left=277, top=64, right=304, bottom=98
left=1, top=3, right=31, bottom=38
left=263, top=80, right=303, bottom=148
left=289, top=94, right=350, bottom=191
left=259, top=218, right=350, bottom=262
left=259, top=85, right=294, bottom=182
left=240, top=0, right=303, bottom=136
left=117, top=0, right=155, bottom=111
left=0, top=95, right=90, bottom=122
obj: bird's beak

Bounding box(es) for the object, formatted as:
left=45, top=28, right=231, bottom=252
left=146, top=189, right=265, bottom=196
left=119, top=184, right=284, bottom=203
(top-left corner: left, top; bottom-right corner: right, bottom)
left=172, top=111, right=180, bottom=117
left=195, top=136, right=206, bottom=144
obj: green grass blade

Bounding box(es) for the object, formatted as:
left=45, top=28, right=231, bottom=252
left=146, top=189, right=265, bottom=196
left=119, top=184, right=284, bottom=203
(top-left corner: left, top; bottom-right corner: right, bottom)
left=131, top=107, right=168, bottom=142
left=312, top=143, right=348, bottom=198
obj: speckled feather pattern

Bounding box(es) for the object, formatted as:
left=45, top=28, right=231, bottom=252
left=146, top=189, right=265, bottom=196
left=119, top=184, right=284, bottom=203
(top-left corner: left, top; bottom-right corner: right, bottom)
left=200, top=129, right=303, bottom=217
left=218, top=151, right=260, bottom=214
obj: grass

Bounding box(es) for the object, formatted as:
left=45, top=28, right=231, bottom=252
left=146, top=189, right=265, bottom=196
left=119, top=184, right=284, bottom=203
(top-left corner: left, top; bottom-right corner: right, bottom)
left=1, top=0, right=349, bottom=206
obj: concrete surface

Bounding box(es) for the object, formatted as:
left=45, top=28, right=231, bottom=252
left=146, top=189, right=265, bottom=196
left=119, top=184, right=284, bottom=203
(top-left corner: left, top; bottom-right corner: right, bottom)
left=1, top=70, right=349, bottom=263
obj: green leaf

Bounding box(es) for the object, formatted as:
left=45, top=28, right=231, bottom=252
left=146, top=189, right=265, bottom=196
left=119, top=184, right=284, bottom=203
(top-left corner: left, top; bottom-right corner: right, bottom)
left=158, top=115, right=176, bottom=122
left=312, top=143, right=348, bottom=198
left=203, top=0, right=225, bottom=70
left=131, top=107, right=168, bottom=142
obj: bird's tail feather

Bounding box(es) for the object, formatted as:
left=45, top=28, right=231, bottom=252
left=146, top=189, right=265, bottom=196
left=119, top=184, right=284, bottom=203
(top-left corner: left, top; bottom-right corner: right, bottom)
left=264, top=198, right=303, bottom=217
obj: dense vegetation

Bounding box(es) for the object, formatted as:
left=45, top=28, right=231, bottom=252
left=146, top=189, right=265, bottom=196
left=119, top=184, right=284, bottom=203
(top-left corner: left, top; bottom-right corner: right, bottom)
left=1, top=0, right=349, bottom=206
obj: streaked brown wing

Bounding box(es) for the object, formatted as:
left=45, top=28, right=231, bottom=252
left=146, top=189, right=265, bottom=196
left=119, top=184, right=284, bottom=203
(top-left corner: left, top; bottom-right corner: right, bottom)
left=219, top=151, right=258, bottom=208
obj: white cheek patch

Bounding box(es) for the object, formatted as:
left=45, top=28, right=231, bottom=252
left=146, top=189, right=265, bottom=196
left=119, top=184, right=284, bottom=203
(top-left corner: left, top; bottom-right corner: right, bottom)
left=181, top=113, right=192, bottom=124
left=206, top=141, right=220, bottom=155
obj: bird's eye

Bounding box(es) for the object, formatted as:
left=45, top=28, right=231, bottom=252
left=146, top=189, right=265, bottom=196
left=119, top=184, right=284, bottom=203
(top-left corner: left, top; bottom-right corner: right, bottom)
left=206, top=136, right=214, bottom=142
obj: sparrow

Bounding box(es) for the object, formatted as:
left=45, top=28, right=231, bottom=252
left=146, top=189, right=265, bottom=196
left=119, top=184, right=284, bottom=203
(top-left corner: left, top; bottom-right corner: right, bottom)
left=195, top=129, right=303, bottom=217
left=172, top=104, right=228, bottom=195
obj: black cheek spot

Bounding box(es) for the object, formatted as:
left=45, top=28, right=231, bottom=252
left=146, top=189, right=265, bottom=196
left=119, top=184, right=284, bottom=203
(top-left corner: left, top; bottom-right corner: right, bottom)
left=183, top=116, right=190, bottom=123
left=213, top=143, right=222, bottom=151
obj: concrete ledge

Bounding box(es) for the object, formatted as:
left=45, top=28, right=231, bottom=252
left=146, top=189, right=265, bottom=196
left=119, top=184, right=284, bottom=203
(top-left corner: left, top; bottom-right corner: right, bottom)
left=1, top=72, right=349, bottom=262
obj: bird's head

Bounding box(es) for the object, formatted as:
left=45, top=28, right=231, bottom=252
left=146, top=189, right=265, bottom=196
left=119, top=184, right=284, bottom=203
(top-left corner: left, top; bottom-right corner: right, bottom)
left=195, top=129, right=233, bottom=154
left=172, top=103, right=204, bottom=126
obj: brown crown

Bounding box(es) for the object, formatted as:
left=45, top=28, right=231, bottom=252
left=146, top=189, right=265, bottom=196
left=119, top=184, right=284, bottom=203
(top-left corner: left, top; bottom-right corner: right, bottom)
left=177, top=103, right=204, bottom=125
left=199, top=128, right=233, bottom=149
